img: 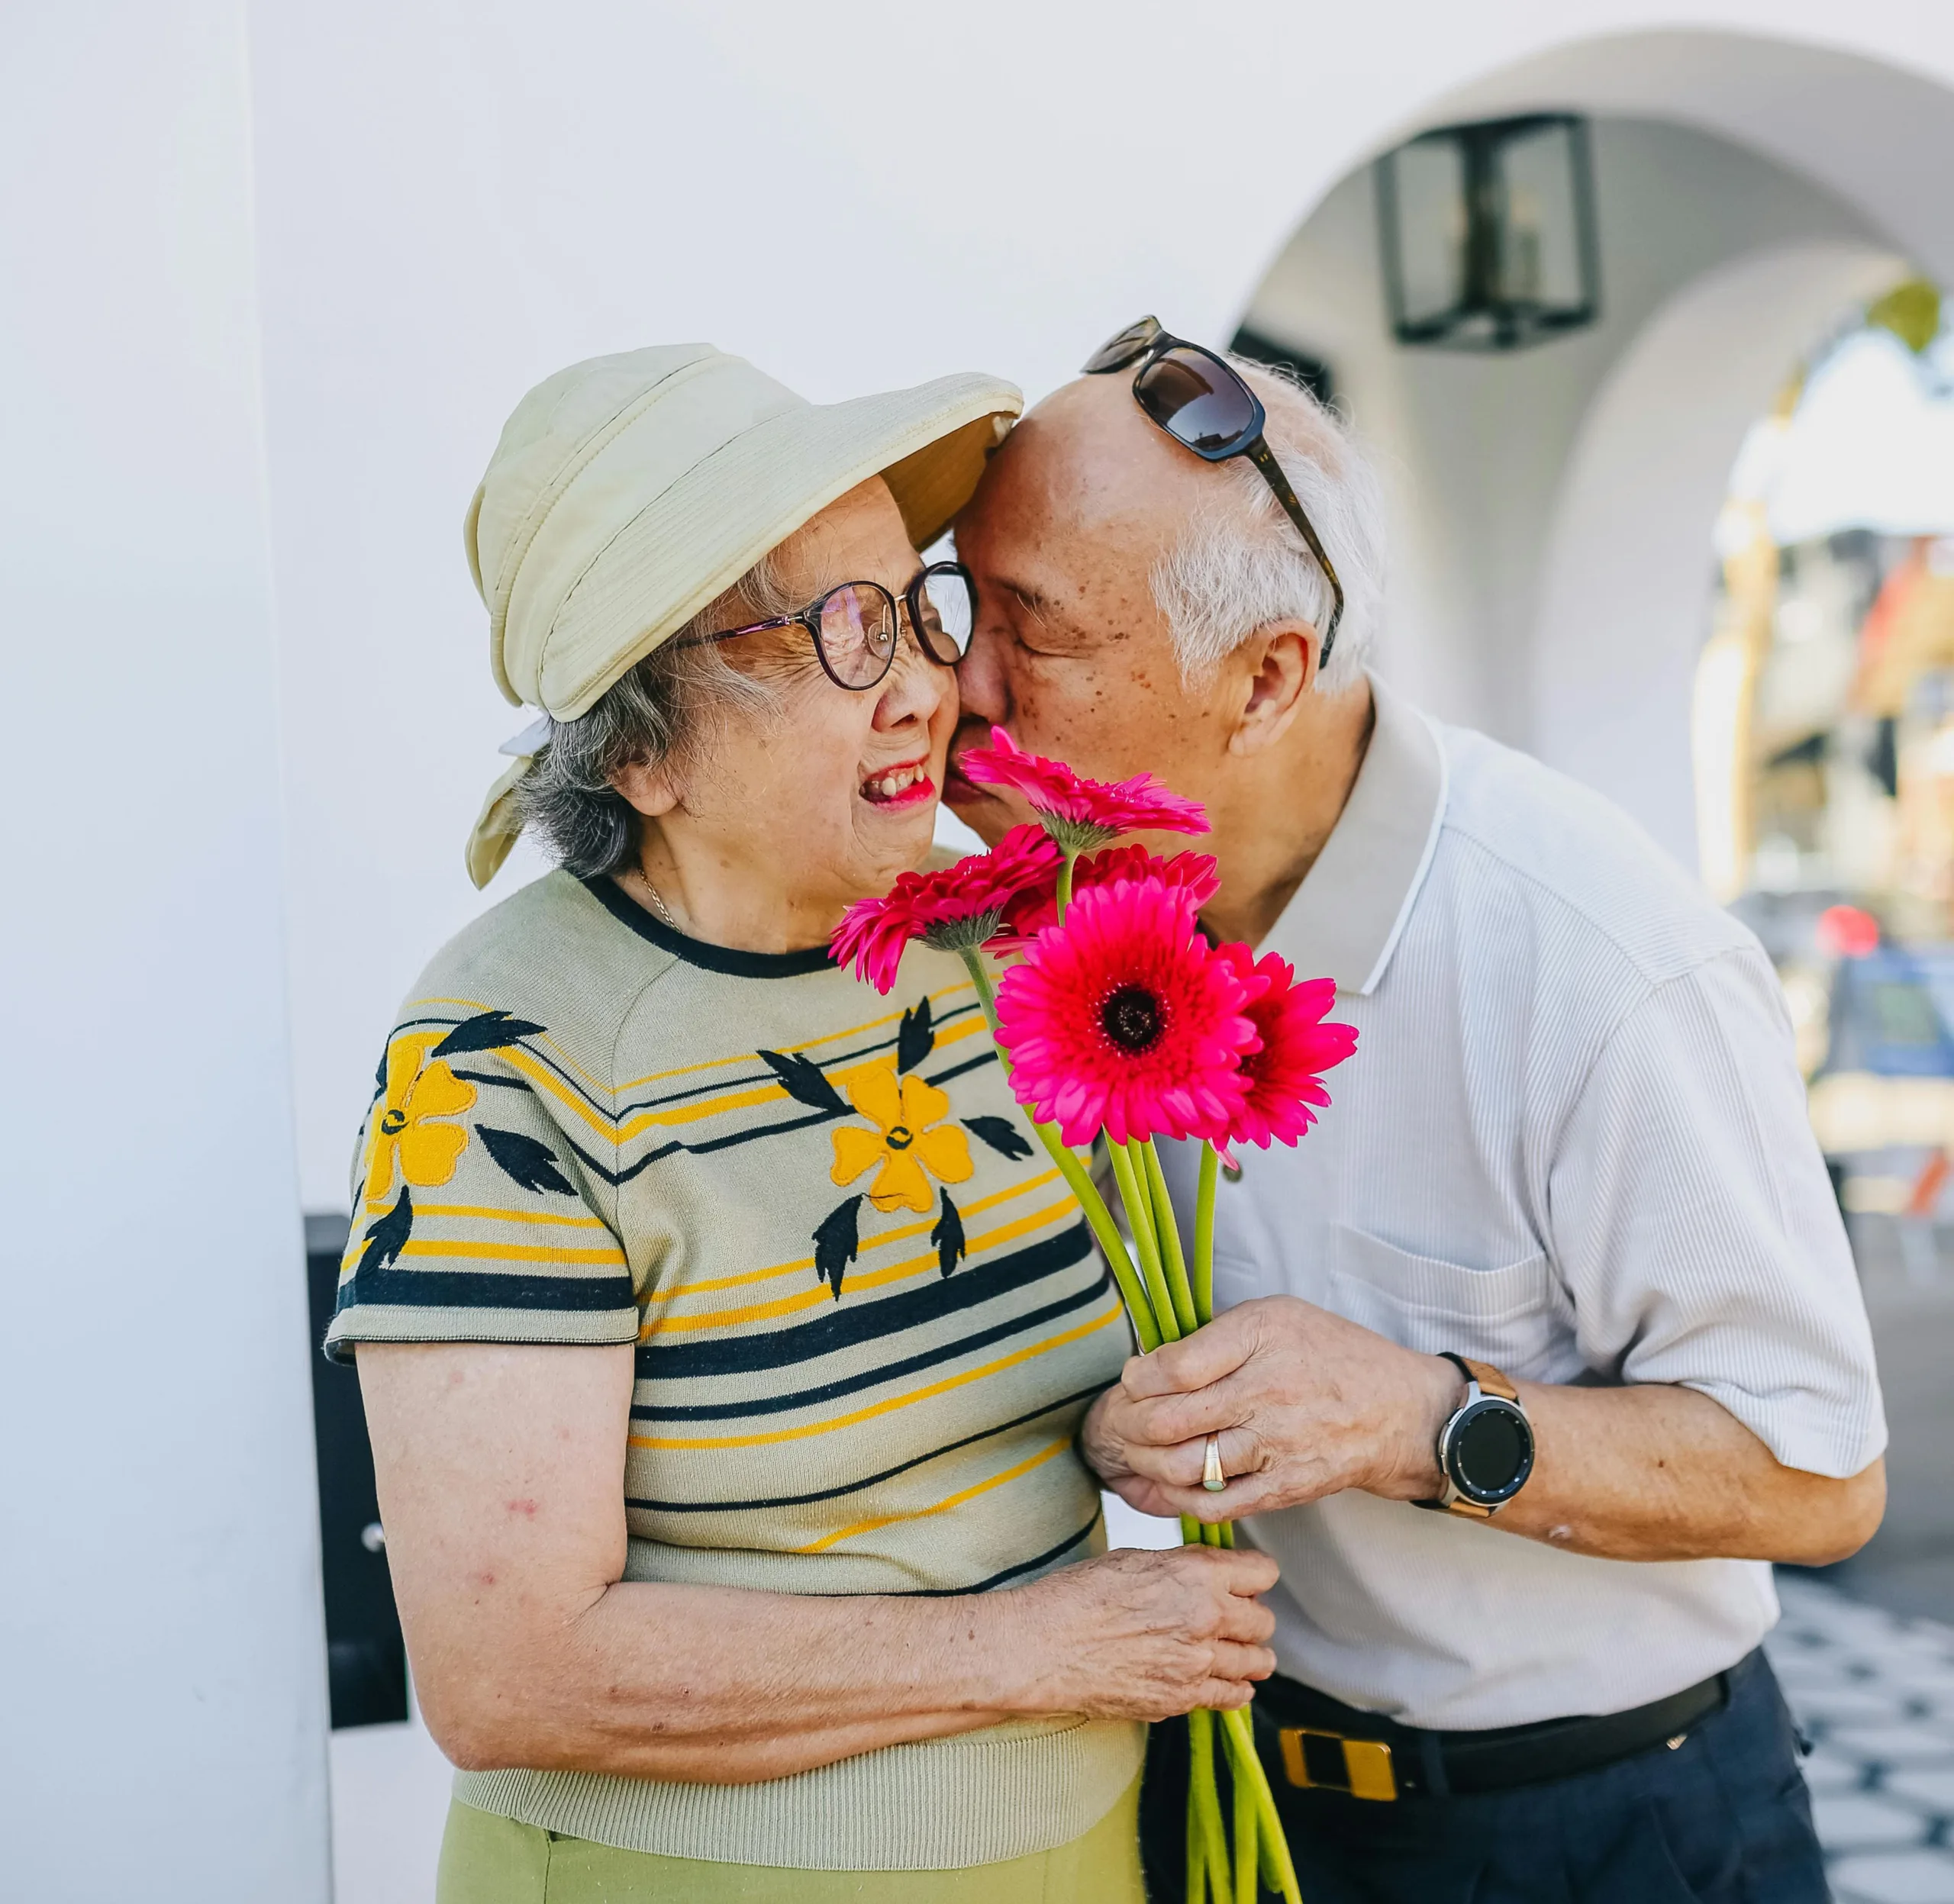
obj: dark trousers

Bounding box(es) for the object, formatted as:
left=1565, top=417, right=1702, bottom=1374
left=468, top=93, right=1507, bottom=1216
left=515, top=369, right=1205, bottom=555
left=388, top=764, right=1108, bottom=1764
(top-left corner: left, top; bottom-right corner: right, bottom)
left=1138, top=1652, right=1828, bottom=1904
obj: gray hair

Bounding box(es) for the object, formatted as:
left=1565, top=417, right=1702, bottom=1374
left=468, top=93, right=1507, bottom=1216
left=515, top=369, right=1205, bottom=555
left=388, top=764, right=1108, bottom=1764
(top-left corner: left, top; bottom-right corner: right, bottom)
left=1150, top=356, right=1384, bottom=694
left=514, top=553, right=792, bottom=876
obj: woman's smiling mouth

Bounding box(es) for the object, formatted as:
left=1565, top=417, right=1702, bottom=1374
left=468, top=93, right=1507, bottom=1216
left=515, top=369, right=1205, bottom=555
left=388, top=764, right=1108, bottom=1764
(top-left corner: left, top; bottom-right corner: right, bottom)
left=861, top=758, right=935, bottom=808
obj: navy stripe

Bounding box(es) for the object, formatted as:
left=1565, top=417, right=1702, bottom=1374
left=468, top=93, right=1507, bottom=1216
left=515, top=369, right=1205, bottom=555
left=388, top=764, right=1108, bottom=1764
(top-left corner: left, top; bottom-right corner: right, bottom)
left=584, top=874, right=837, bottom=976
left=337, top=1268, right=636, bottom=1313
left=633, top=1265, right=1114, bottom=1422
left=898, top=1515, right=1101, bottom=1595
left=624, top=1385, right=1104, bottom=1514
left=636, top=1222, right=1092, bottom=1382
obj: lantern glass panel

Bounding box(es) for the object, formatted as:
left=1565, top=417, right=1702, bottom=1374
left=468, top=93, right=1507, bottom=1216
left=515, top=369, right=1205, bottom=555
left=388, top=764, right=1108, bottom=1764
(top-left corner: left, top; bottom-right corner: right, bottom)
left=1498, top=120, right=1585, bottom=313
left=1390, top=137, right=1468, bottom=330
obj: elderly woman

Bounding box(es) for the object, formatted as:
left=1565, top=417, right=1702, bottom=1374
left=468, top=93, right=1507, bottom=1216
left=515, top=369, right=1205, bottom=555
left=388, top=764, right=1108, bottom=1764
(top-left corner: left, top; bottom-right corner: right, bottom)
left=328, top=345, right=1276, bottom=1903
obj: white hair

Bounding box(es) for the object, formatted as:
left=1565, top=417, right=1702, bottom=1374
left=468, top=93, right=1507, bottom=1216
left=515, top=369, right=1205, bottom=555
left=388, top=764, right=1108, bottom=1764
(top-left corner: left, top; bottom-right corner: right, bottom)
left=1150, top=356, right=1384, bottom=694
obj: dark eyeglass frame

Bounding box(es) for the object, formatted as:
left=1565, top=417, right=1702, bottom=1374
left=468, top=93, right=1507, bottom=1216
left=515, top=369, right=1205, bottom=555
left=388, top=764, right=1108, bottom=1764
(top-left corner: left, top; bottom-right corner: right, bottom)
left=1083, top=316, right=1346, bottom=663
left=670, top=560, right=974, bottom=692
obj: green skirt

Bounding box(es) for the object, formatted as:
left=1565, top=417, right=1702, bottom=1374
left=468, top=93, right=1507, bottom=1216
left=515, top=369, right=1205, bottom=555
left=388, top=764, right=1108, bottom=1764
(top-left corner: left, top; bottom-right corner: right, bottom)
left=436, top=1774, right=1146, bottom=1903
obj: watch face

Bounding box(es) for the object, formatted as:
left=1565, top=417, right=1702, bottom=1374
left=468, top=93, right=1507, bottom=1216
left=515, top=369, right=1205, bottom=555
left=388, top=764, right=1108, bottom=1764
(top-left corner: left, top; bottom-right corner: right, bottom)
left=1449, top=1398, right=1535, bottom=1503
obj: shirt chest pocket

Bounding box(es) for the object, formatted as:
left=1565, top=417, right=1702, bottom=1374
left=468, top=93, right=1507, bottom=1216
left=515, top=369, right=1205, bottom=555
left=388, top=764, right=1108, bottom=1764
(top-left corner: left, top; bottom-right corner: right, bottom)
left=1325, top=1223, right=1577, bottom=1382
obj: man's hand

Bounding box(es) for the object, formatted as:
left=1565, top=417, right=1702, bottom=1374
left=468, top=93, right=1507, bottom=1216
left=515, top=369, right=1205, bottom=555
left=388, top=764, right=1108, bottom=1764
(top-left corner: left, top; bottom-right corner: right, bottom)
left=1082, top=1296, right=1462, bottom=1522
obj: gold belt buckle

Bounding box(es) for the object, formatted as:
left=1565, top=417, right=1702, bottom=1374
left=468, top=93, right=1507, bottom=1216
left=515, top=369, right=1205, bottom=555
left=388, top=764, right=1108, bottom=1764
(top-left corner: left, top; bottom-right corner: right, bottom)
left=1277, top=1725, right=1399, bottom=1802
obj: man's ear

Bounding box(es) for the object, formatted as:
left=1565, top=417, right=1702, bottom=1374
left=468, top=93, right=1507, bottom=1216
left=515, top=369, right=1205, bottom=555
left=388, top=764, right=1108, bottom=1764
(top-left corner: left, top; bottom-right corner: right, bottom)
left=610, top=755, right=680, bottom=819
left=1228, top=620, right=1317, bottom=756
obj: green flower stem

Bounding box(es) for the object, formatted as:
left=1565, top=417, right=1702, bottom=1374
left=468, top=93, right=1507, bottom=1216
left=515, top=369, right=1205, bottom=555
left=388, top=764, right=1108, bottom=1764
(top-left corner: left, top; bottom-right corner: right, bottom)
left=1232, top=1746, right=1258, bottom=1904
left=955, top=948, right=1159, bottom=1354
left=1110, top=1140, right=1180, bottom=1345
left=1141, top=1139, right=1199, bottom=1337
left=1219, top=1706, right=1301, bottom=1904
left=1188, top=1709, right=1230, bottom=1902
left=1056, top=850, right=1077, bottom=917
left=1183, top=1778, right=1204, bottom=1904
left=1035, top=1123, right=1160, bottom=1355
left=1113, top=1136, right=1162, bottom=1268
left=1193, top=1142, right=1220, bottom=1326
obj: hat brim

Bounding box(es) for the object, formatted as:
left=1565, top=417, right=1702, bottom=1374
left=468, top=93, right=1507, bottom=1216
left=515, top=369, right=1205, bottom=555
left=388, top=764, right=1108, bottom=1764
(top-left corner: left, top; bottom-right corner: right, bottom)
left=535, top=372, right=1021, bottom=720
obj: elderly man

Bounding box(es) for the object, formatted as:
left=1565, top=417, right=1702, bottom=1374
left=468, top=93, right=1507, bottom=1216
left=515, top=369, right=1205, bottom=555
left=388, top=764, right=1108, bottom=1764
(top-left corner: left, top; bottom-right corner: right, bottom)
left=945, top=321, right=1886, bottom=1902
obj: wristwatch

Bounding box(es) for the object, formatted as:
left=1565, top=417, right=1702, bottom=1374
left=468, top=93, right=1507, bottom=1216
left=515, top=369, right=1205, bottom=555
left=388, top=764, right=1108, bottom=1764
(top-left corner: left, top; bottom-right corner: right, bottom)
left=1415, top=1352, right=1535, bottom=1518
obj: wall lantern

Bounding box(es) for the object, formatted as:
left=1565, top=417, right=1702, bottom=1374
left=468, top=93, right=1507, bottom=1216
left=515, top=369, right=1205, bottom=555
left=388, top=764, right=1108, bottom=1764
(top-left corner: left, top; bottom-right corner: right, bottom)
left=1375, top=113, right=1601, bottom=351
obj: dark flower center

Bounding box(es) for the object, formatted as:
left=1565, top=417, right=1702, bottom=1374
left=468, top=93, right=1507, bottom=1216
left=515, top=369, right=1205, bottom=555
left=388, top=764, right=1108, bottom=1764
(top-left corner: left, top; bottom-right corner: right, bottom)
left=1101, top=985, right=1163, bottom=1053
left=886, top=1126, right=914, bottom=1150
left=379, top=1110, right=408, bottom=1135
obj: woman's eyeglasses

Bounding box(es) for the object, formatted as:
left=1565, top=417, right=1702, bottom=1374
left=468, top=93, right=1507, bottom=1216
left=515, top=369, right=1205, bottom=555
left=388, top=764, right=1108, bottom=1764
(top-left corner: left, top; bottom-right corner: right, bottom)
left=672, top=561, right=975, bottom=691
left=1083, top=316, right=1345, bottom=662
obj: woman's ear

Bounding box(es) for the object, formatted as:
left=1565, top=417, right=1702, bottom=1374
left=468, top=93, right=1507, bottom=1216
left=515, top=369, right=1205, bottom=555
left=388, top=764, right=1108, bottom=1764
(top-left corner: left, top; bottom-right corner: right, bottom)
left=1228, top=621, right=1317, bottom=756
left=610, top=756, right=680, bottom=819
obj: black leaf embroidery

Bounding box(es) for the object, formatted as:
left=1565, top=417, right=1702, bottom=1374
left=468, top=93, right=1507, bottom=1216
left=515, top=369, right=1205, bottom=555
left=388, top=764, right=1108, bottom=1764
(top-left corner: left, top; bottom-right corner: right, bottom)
left=476, top=1123, right=576, bottom=1196
left=962, top=1115, right=1034, bottom=1161
left=431, top=1010, right=547, bottom=1059
left=759, top=1049, right=850, bottom=1115
left=813, top=1196, right=863, bottom=1300
left=896, top=996, right=937, bottom=1074
left=355, top=1186, right=414, bottom=1280
left=930, top=1189, right=966, bottom=1279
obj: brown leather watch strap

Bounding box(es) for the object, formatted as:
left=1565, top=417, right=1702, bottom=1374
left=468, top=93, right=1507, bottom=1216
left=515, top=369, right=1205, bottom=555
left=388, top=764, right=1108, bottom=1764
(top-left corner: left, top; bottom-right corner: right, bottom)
left=1459, top=1356, right=1518, bottom=1403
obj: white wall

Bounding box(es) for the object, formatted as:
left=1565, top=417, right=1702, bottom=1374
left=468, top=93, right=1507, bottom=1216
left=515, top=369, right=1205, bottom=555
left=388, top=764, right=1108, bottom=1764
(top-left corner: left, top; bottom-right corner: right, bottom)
left=0, top=4, right=331, bottom=1897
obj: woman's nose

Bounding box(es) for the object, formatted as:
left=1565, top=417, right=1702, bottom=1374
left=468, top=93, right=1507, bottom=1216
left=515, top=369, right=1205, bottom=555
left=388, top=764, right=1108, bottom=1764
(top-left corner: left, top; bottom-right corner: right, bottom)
left=872, top=639, right=953, bottom=731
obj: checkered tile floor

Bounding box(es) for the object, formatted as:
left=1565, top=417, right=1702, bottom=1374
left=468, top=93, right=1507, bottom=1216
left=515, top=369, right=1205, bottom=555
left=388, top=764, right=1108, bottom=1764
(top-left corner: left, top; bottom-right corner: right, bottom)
left=1772, top=1576, right=1954, bottom=1902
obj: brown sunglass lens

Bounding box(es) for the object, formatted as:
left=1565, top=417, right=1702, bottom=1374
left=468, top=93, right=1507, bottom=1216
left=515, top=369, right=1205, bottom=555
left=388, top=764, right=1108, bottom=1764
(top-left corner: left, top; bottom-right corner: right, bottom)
left=1133, top=347, right=1257, bottom=455
left=816, top=583, right=898, bottom=688
left=1082, top=317, right=1162, bottom=375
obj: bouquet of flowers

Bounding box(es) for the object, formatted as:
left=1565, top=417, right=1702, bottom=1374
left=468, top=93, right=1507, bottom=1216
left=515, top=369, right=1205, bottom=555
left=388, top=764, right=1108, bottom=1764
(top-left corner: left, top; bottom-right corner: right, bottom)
left=834, top=730, right=1357, bottom=1904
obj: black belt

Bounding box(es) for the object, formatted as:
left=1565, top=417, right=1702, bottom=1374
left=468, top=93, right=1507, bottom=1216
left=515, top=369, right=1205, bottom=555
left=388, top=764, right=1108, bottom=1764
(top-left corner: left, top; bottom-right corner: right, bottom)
left=1250, top=1654, right=1745, bottom=1801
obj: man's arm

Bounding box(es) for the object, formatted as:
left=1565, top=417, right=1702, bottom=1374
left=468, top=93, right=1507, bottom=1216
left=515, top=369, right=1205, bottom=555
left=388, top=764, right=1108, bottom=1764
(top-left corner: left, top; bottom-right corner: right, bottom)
left=1082, top=1297, right=1885, bottom=1564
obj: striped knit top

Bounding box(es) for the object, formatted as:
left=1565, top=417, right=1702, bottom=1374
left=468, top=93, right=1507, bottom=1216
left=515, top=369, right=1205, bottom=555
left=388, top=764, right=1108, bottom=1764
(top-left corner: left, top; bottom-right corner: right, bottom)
left=325, top=868, right=1142, bottom=1870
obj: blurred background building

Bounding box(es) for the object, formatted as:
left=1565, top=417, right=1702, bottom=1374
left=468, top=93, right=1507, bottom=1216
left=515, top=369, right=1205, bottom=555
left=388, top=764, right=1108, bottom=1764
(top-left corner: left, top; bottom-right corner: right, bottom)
left=14, top=6, right=1954, bottom=1900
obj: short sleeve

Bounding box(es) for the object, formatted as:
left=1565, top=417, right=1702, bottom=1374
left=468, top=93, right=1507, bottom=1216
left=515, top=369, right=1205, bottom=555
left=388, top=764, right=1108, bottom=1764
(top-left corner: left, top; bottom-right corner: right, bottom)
left=1548, top=946, right=1885, bottom=1477
left=323, top=1009, right=639, bottom=1363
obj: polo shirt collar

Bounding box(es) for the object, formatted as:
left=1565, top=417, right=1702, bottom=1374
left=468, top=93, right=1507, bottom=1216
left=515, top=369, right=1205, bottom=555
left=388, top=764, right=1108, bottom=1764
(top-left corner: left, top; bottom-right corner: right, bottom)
left=1263, top=672, right=1448, bottom=997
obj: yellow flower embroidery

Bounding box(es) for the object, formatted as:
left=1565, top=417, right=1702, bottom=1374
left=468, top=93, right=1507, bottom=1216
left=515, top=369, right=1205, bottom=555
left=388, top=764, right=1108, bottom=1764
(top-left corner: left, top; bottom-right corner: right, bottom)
left=830, top=1061, right=974, bottom=1214
left=362, top=1032, right=478, bottom=1210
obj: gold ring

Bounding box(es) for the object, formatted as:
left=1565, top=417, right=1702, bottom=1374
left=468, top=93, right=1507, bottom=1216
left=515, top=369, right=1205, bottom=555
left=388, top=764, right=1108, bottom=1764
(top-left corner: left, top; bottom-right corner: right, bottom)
left=1202, top=1434, right=1227, bottom=1493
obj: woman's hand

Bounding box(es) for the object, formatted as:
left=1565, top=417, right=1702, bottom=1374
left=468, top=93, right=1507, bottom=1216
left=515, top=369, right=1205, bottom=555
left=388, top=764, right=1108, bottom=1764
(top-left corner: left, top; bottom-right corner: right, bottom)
left=1002, top=1545, right=1279, bottom=1721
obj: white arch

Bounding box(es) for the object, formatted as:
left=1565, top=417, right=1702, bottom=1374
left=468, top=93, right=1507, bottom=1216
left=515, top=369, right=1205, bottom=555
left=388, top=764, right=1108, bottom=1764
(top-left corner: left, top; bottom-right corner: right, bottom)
left=1529, top=240, right=1905, bottom=867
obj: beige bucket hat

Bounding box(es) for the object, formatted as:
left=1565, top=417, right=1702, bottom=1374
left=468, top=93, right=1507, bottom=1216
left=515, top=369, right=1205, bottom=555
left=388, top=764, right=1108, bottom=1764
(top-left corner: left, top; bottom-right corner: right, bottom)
left=463, top=343, right=1023, bottom=886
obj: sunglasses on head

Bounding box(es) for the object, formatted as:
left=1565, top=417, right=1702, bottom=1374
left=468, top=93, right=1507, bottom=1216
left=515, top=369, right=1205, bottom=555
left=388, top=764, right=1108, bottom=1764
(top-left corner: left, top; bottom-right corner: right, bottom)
left=1083, top=316, right=1344, bottom=663
left=672, top=561, right=975, bottom=692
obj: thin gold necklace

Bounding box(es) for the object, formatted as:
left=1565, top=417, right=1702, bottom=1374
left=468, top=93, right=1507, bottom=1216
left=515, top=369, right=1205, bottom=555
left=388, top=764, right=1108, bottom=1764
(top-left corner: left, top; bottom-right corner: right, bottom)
left=627, top=861, right=680, bottom=932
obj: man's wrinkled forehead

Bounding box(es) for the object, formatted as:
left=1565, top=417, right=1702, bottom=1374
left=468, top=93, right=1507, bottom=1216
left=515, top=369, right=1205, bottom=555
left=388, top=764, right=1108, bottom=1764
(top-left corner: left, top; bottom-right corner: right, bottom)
left=960, top=376, right=1202, bottom=598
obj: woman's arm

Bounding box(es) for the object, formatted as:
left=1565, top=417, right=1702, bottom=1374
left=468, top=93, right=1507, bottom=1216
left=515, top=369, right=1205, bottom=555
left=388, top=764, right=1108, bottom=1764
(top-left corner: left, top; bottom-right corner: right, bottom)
left=359, top=1341, right=1277, bottom=1783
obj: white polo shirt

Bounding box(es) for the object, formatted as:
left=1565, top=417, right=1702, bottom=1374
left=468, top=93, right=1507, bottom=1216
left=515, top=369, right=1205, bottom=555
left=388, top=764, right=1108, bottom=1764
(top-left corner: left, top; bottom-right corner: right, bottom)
left=1159, top=673, right=1886, bottom=1732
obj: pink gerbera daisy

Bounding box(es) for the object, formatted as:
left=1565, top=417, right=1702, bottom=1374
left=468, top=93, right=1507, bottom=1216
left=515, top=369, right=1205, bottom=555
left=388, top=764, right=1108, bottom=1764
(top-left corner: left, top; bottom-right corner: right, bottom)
left=958, top=726, right=1209, bottom=852
left=991, top=845, right=1221, bottom=953
left=993, top=877, right=1259, bottom=1147
left=1212, top=945, right=1359, bottom=1149
left=832, top=823, right=1061, bottom=993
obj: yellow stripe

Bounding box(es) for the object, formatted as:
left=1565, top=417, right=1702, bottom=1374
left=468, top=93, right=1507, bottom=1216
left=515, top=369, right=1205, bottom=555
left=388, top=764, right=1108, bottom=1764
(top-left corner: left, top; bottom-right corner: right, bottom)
left=796, top=1432, right=1073, bottom=1554
left=646, top=1197, right=1078, bottom=1336
left=414, top=1203, right=611, bottom=1230
left=627, top=1300, right=1124, bottom=1451
left=643, top=1168, right=1063, bottom=1307
left=612, top=981, right=979, bottom=1091
left=611, top=1013, right=988, bottom=1141
left=398, top=1239, right=627, bottom=1266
